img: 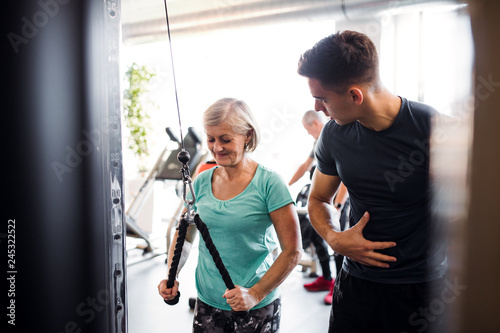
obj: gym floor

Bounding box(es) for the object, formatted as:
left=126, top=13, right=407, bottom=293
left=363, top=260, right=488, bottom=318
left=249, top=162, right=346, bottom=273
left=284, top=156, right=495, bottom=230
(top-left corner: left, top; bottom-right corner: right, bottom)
left=126, top=234, right=333, bottom=332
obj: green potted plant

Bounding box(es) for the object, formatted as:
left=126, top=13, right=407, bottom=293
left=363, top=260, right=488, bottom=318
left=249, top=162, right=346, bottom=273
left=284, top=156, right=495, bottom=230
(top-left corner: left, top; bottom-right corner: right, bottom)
left=123, top=62, right=156, bottom=175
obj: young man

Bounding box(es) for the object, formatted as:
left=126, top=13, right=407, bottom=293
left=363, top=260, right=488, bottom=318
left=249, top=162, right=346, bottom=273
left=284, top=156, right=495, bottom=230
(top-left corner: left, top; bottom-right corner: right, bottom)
left=297, top=30, right=447, bottom=332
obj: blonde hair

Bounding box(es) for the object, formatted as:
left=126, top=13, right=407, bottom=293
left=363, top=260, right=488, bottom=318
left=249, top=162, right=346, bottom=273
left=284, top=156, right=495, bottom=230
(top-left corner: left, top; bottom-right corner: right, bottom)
left=203, top=98, right=260, bottom=152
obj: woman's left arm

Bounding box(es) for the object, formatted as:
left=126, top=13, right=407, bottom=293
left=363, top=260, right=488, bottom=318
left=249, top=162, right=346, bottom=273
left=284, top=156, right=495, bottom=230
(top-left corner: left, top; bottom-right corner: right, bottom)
left=223, top=203, right=302, bottom=311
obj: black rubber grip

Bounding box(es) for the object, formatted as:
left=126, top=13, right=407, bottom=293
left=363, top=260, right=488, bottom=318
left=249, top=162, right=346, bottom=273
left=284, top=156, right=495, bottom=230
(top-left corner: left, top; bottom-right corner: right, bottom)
left=164, top=218, right=188, bottom=307
left=164, top=291, right=180, bottom=305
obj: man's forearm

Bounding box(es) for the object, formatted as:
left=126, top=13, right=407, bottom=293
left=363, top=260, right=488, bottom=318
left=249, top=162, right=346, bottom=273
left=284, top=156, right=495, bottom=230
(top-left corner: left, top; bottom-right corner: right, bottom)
left=308, top=197, right=341, bottom=248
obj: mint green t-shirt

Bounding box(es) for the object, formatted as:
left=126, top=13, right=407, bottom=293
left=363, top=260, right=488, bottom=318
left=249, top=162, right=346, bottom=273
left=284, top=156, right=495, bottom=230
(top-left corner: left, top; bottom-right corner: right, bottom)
left=188, top=164, right=294, bottom=310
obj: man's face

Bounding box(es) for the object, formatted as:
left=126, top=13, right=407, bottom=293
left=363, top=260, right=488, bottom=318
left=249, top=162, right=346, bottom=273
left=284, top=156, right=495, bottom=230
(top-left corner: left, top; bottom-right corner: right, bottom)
left=302, top=120, right=321, bottom=140
left=307, top=78, right=355, bottom=125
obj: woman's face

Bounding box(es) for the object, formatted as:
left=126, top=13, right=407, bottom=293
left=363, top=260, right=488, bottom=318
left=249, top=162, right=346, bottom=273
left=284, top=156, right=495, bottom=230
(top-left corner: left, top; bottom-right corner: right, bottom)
left=205, top=122, right=249, bottom=168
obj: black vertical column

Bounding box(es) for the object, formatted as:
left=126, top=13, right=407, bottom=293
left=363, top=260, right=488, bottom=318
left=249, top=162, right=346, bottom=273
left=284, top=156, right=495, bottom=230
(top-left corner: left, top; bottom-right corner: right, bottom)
left=2, top=1, right=127, bottom=332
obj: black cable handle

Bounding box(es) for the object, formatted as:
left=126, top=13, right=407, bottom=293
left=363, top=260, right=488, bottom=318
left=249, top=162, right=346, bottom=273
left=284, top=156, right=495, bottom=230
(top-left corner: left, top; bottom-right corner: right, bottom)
left=194, top=214, right=235, bottom=289
left=165, top=214, right=249, bottom=316
left=164, top=217, right=188, bottom=305
left=194, top=214, right=249, bottom=316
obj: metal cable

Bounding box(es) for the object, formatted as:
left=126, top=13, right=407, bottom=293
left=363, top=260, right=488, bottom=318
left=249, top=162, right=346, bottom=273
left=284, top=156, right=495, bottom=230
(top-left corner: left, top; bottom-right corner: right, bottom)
left=162, top=0, right=184, bottom=150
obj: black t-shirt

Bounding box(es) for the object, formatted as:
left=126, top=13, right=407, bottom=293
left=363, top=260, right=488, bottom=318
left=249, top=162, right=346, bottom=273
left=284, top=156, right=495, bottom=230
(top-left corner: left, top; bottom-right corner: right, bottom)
left=316, top=97, right=447, bottom=283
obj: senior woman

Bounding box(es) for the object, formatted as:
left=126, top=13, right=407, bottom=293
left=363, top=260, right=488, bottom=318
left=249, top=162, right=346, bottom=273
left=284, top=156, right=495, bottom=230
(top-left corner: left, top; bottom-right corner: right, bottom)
left=158, top=98, right=302, bottom=332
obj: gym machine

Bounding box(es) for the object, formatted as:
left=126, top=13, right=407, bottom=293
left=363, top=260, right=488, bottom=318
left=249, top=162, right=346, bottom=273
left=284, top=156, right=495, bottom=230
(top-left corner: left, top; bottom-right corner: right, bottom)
left=125, top=127, right=206, bottom=260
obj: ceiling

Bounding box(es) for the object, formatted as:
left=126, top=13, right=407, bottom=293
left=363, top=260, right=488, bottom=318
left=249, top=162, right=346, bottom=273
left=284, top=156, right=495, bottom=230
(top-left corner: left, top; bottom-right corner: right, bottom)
left=121, top=0, right=460, bottom=45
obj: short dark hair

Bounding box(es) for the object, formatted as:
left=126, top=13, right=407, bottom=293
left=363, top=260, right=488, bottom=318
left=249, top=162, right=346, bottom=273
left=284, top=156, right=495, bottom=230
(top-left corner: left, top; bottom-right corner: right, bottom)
left=297, top=30, right=379, bottom=91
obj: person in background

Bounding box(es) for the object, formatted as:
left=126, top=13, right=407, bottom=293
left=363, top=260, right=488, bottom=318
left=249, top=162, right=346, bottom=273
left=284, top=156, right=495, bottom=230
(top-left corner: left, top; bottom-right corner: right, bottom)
left=288, top=111, right=325, bottom=187
left=158, top=98, right=301, bottom=333
left=289, top=110, right=349, bottom=305
left=297, top=30, right=447, bottom=332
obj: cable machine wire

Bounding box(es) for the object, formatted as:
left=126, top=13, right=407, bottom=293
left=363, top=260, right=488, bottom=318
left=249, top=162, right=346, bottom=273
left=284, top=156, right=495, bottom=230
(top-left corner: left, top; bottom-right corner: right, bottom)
left=160, top=1, right=247, bottom=316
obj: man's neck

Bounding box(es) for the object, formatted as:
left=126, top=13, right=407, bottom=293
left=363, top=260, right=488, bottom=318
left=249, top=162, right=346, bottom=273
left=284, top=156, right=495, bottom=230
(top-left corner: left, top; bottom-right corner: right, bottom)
left=357, top=88, right=401, bottom=132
